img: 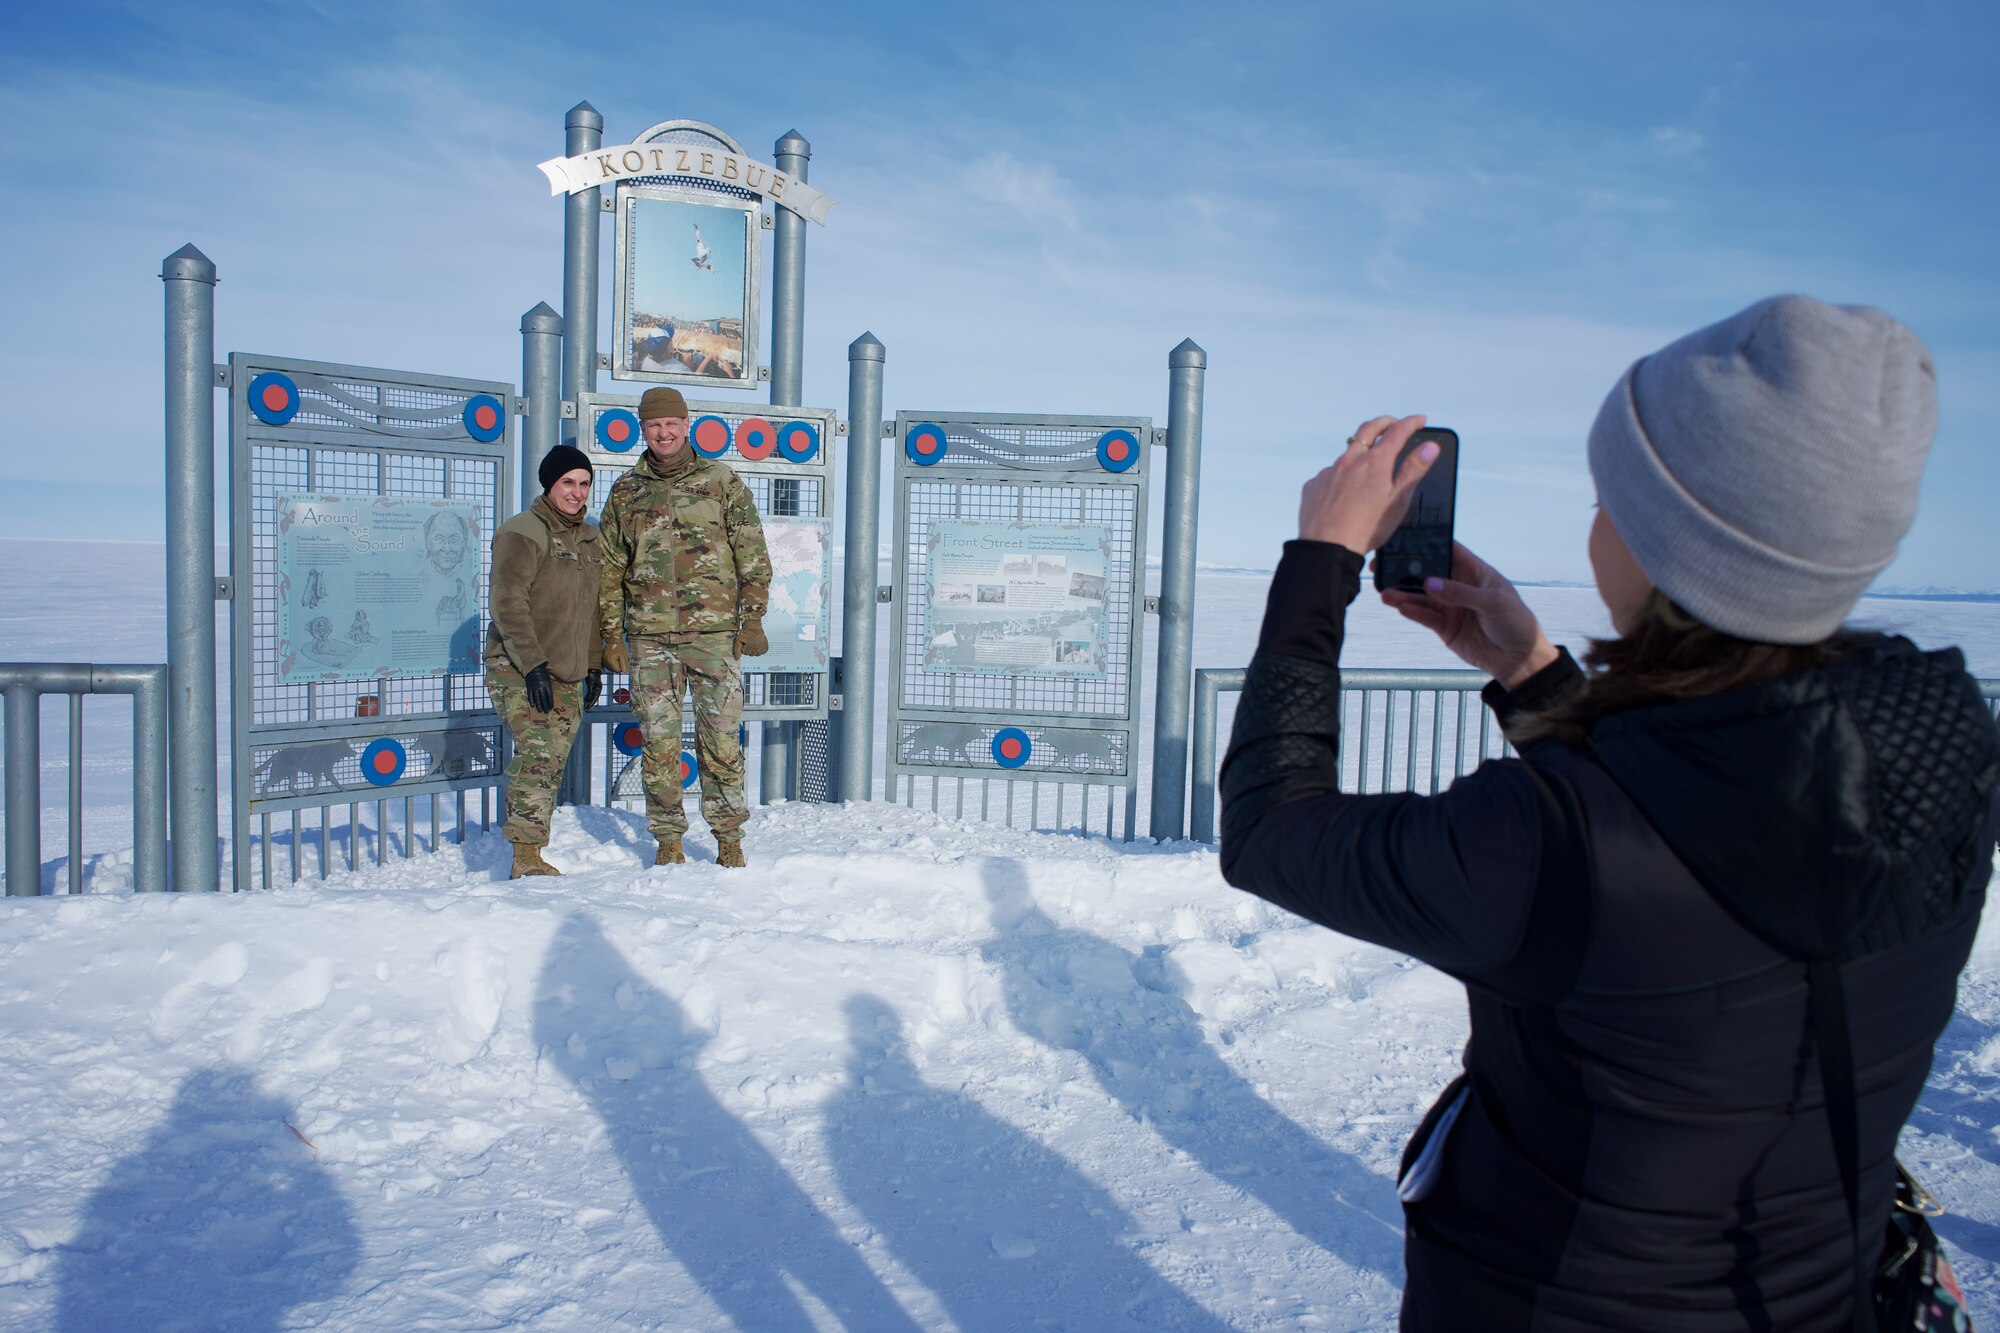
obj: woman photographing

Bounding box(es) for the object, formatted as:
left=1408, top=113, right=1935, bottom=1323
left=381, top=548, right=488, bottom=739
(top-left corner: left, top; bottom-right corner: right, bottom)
left=1221, top=296, right=1998, bottom=1329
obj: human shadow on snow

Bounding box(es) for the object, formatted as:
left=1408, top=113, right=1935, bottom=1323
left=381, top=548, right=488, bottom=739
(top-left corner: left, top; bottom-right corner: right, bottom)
left=825, top=992, right=1231, bottom=1331
left=55, top=1065, right=359, bottom=1332
left=531, top=912, right=921, bottom=1332
left=980, top=857, right=1406, bottom=1283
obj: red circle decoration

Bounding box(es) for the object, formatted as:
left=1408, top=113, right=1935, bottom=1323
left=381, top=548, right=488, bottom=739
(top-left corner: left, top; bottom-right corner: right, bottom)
left=680, top=750, right=700, bottom=789
left=613, top=723, right=645, bottom=756
left=691, top=415, right=733, bottom=457
left=607, top=417, right=630, bottom=443
left=372, top=750, right=396, bottom=775
left=906, top=423, right=948, bottom=465
left=462, top=393, right=507, bottom=443
left=248, top=372, right=301, bottom=426
left=736, top=417, right=777, bottom=461
left=1096, top=429, right=1141, bottom=473
left=1000, top=737, right=1023, bottom=760
left=991, top=727, right=1033, bottom=769
left=776, top=420, right=820, bottom=463
left=359, top=737, right=407, bottom=786
left=612, top=686, right=630, bottom=705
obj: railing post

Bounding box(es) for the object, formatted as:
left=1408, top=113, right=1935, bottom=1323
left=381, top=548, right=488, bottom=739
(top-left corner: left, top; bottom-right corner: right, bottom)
left=127, top=666, right=170, bottom=892
left=163, top=244, right=221, bottom=892
left=4, top=681, right=39, bottom=895
left=1148, top=339, right=1207, bottom=841
left=1190, top=667, right=1243, bottom=844
left=839, top=333, right=885, bottom=802
left=560, top=102, right=603, bottom=429
left=762, top=129, right=811, bottom=803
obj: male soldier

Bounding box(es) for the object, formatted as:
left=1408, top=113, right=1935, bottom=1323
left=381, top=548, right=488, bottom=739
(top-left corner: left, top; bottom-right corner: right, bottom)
left=599, top=387, right=771, bottom=867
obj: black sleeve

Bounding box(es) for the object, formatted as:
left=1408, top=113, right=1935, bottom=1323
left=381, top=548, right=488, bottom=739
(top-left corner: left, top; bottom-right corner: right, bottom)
left=1218, top=541, right=1567, bottom=990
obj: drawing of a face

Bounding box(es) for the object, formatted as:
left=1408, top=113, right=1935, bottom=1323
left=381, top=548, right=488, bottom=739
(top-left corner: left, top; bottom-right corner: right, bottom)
left=425, top=511, right=471, bottom=575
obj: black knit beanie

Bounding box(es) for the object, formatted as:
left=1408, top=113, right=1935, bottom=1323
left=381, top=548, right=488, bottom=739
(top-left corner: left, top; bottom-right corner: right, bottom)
left=538, top=444, right=594, bottom=493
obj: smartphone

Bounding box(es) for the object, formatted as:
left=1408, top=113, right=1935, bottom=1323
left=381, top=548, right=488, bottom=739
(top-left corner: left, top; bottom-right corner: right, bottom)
left=1372, top=427, right=1459, bottom=593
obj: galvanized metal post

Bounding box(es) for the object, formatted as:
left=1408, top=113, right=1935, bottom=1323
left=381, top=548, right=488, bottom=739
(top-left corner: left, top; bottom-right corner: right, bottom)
left=1189, top=667, right=1244, bottom=844
left=164, top=244, right=221, bottom=891
left=520, top=302, right=564, bottom=517
left=560, top=103, right=603, bottom=429
left=761, top=129, right=811, bottom=803
left=1148, top=339, right=1207, bottom=841
left=839, top=333, right=885, bottom=802
left=3, top=681, right=37, bottom=895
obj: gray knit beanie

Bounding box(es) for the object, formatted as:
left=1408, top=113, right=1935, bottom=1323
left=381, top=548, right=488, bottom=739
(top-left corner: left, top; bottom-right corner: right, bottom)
left=1586, top=295, right=1937, bottom=644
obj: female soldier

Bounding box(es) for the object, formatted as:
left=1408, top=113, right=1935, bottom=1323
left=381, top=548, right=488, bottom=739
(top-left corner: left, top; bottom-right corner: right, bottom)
left=486, top=444, right=605, bottom=878
left=1221, top=296, right=1997, bottom=1329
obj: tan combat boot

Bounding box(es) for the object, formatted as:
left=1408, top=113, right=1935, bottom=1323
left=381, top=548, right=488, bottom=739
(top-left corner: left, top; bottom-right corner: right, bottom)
left=510, top=843, right=559, bottom=878
left=716, top=835, right=746, bottom=869
left=654, top=836, right=684, bottom=866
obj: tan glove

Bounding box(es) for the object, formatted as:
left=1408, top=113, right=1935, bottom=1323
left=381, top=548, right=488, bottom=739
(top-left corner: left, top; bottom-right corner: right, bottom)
left=734, top=615, right=769, bottom=659
left=602, top=637, right=630, bottom=675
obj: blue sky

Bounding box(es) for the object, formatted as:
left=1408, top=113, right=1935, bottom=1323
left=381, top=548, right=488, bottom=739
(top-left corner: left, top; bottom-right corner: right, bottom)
left=2, top=0, right=1996, bottom=588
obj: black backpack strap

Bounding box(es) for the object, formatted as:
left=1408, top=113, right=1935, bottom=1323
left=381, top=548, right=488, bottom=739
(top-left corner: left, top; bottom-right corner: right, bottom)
left=1808, top=958, right=1874, bottom=1333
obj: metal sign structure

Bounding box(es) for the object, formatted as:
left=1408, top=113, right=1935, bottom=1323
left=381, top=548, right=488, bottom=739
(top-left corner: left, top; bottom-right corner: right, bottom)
left=226, top=354, right=515, bottom=890
left=887, top=412, right=1152, bottom=838
left=608, top=120, right=770, bottom=391
left=573, top=390, right=838, bottom=803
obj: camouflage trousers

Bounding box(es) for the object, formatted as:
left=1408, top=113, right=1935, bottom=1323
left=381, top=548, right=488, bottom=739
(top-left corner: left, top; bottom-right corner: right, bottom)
left=486, top=654, right=584, bottom=845
left=628, top=632, right=747, bottom=839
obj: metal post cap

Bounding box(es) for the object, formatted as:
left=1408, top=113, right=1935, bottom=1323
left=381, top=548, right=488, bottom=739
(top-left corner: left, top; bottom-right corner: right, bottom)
left=775, top=130, right=811, bottom=159
left=161, top=243, right=217, bottom=284
left=848, top=332, right=885, bottom=361
left=1169, top=338, right=1207, bottom=369
left=521, top=302, right=563, bottom=335
left=566, top=101, right=603, bottom=130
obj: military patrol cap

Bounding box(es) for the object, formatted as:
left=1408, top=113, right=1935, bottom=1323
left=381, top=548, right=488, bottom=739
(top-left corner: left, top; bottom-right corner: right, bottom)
left=638, top=387, right=689, bottom=420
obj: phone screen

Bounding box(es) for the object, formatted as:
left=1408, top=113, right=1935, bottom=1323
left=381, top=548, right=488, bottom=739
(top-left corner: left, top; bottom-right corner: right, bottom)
left=1373, top=428, right=1459, bottom=592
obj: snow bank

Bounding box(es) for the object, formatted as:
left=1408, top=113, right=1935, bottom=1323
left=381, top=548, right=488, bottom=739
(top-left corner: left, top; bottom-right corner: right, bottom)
left=2, top=801, right=1996, bottom=1330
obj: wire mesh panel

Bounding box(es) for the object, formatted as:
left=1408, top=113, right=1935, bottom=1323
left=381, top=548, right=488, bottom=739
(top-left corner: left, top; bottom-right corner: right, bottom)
left=576, top=391, right=836, bottom=724
left=227, top=354, right=514, bottom=889
left=887, top=411, right=1151, bottom=838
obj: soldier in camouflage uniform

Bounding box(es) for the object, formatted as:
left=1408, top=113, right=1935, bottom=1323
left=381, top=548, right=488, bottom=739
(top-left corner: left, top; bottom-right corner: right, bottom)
left=598, top=387, right=771, bottom=867
left=486, top=445, right=606, bottom=878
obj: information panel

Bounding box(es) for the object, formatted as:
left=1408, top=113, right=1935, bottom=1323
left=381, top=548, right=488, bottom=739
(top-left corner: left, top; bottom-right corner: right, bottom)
left=274, top=495, right=484, bottom=684
left=925, top=520, right=1109, bottom=678
left=761, top=516, right=831, bottom=673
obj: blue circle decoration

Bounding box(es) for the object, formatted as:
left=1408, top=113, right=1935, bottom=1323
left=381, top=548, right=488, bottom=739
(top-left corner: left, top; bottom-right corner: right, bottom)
left=691, top=415, right=733, bottom=458
left=776, top=420, right=820, bottom=463
left=248, top=372, right=300, bottom=426
left=1096, top=429, right=1140, bottom=473
left=463, top=394, right=507, bottom=443
left=596, top=408, right=642, bottom=452
left=680, top=750, right=700, bottom=789
left=613, top=722, right=645, bottom=757
left=991, top=727, right=1033, bottom=770
left=359, top=738, right=407, bottom=786
left=906, top=423, right=948, bottom=466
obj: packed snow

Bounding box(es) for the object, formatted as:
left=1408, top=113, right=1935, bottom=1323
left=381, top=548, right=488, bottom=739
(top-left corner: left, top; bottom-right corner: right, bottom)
left=2, top=538, right=1998, bottom=1329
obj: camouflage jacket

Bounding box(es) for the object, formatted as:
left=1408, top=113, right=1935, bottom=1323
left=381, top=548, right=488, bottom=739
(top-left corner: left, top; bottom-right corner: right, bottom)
left=598, top=445, right=771, bottom=640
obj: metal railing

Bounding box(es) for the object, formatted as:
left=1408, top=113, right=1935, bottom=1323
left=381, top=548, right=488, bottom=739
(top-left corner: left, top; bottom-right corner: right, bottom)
left=1192, top=670, right=2000, bottom=845
left=2, top=664, right=169, bottom=895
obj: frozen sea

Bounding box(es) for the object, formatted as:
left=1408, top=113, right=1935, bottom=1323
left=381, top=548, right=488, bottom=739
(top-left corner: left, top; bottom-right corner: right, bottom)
left=1, top=537, right=1998, bottom=1330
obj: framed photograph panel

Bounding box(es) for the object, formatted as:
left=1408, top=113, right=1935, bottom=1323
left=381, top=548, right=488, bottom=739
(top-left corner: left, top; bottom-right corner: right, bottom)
left=613, top=185, right=763, bottom=389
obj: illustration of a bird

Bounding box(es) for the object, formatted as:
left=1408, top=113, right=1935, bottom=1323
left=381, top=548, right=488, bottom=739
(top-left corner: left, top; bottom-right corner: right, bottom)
left=691, top=223, right=713, bottom=272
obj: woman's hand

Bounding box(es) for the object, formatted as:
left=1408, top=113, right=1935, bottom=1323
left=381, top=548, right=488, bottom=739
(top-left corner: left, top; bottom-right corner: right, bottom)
left=1379, top=542, right=1559, bottom=688
left=1298, top=415, right=1441, bottom=553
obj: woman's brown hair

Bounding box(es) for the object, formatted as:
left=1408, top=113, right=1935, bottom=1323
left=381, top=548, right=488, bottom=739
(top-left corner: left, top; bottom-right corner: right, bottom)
left=1510, top=589, right=1853, bottom=748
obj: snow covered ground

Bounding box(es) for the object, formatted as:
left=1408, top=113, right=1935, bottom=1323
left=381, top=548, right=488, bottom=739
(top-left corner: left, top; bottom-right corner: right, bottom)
left=2, top=538, right=1998, bottom=1329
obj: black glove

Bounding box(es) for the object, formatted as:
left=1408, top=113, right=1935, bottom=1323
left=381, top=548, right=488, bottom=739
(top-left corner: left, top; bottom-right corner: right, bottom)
left=584, top=668, right=603, bottom=710
left=524, top=662, right=554, bottom=713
